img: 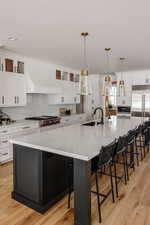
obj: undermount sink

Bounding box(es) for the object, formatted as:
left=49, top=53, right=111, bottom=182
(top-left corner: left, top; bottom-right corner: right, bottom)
left=82, top=121, right=103, bottom=126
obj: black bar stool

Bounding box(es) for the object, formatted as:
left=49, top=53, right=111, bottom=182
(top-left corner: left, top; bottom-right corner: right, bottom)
left=91, top=139, right=118, bottom=223
left=68, top=139, right=118, bottom=223
left=135, top=122, right=150, bottom=160
left=112, top=135, right=128, bottom=198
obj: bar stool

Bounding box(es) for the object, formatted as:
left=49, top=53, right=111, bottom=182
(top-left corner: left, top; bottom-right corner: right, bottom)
left=142, top=120, right=150, bottom=154
left=91, top=139, right=117, bottom=223
left=112, top=135, right=128, bottom=198
left=68, top=139, right=118, bottom=223
left=135, top=122, right=149, bottom=160
left=125, top=130, right=136, bottom=180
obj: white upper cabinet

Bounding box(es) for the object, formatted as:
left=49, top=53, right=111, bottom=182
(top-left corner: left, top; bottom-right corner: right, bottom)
left=0, top=72, right=26, bottom=107
left=48, top=94, right=80, bottom=105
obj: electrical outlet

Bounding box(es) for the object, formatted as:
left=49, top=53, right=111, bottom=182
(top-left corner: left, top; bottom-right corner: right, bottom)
left=145, top=78, right=149, bottom=84
left=122, top=100, right=126, bottom=104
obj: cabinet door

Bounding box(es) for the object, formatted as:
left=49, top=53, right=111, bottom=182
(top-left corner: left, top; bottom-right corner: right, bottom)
left=74, top=95, right=80, bottom=104
left=0, top=72, right=14, bottom=106
left=11, top=74, right=26, bottom=106
left=0, top=73, right=5, bottom=106
left=0, top=72, right=26, bottom=107
left=48, top=94, right=80, bottom=105
left=48, top=95, right=64, bottom=105
left=13, top=145, right=43, bottom=203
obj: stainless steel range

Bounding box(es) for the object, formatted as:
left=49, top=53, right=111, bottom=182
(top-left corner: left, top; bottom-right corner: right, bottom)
left=25, top=116, right=61, bottom=127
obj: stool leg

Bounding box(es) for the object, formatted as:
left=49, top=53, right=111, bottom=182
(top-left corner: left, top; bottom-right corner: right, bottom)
left=147, top=128, right=150, bottom=153
left=125, top=149, right=129, bottom=181
left=140, top=136, right=143, bottom=160
left=109, top=164, right=115, bottom=203
left=68, top=191, right=71, bottom=208
left=135, top=138, right=139, bottom=166
left=143, top=135, right=146, bottom=158
left=113, top=161, right=119, bottom=198
left=95, top=172, right=102, bottom=223
left=122, top=152, right=127, bottom=185
left=131, top=142, right=135, bottom=172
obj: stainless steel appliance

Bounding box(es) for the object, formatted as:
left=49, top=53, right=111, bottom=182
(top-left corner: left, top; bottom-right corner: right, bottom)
left=25, top=116, right=61, bottom=127
left=117, top=106, right=131, bottom=117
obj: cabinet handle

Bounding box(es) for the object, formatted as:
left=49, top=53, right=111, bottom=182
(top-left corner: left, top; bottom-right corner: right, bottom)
left=17, top=96, right=19, bottom=104
left=2, top=130, right=8, bottom=133
left=2, top=96, right=4, bottom=104
left=22, top=126, right=30, bottom=129
left=2, top=153, right=8, bottom=156
left=2, top=140, right=9, bottom=143
left=14, top=96, right=17, bottom=104
left=74, top=97, right=76, bottom=102
left=61, top=97, right=64, bottom=103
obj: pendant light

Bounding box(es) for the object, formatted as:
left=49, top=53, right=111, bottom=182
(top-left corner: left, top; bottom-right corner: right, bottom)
left=103, top=48, right=112, bottom=96
left=118, top=57, right=126, bottom=97
left=80, top=32, right=91, bottom=95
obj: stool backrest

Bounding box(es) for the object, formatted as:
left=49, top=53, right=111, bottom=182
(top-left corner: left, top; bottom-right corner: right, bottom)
left=126, top=130, right=135, bottom=143
left=98, top=139, right=117, bottom=169
left=115, top=135, right=126, bottom=154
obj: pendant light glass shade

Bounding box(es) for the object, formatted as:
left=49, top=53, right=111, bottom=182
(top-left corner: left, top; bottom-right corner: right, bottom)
left=118, top=80, right=125, bottom=96
left=102, top=48, right=112, bottom=96
left=80, top=69, right=92, bottom=95
left=103, top=74, right=112, bottom=96
left=118, top=58, right=126, bottom=97
left=80, top=32, right=91, bottom=95
left=80, top=70, right=88, bottom=95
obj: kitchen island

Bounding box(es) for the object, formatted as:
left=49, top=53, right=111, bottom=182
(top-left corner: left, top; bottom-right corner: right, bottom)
left=11, top=116, right=145, bottom=225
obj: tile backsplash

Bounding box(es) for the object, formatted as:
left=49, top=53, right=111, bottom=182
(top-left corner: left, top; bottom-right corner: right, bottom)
left=1, top=94, right=76, bottom=120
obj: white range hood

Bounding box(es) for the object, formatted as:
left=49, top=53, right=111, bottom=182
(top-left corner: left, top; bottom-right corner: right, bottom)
left=26, top=74, right=61, bottom=94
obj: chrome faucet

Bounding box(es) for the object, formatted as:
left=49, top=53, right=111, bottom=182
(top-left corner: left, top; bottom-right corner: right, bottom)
left=93, top=107, right=104, bottom=124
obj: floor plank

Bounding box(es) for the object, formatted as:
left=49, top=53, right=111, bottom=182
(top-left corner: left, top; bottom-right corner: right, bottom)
left=0, top=155, right=150, bottom=225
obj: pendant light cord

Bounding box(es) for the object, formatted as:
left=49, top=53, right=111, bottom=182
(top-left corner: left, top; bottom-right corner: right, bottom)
left=83, top=35, right=87, bottom=69
left=120, top=57, right=125, bottom=81
left=121, top=60, right=123, bottom=80
left=106, top=51, right=110, bottom=74
left=105, top=48, right=111, bottom=75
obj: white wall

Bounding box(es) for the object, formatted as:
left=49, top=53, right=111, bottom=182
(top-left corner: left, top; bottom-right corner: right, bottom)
left=116, top=69, right=150, bottom=106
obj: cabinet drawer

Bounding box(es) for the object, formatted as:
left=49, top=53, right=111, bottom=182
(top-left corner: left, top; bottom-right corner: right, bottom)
left=0, top=136, right=10, bottom=148
left=0, top=128, right=10, bottom=135
left=0, top=147, right=10, bottom=163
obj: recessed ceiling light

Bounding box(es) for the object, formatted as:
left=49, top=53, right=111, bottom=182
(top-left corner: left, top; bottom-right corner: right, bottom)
left=8, top=36, right=17, bottom=41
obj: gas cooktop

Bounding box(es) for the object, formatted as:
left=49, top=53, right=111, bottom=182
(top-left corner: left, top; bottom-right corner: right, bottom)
left=25, top=116, right=59, bottom=121
left=25, top=116, right=60, bottom=127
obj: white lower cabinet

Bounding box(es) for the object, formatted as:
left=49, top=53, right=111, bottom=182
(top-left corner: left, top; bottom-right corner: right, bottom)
left=0, top=123, right=39, bottom=164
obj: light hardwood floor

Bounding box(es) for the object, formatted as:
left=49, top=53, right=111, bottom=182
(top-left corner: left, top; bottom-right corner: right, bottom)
left=0, top=155, right=150, bottom=225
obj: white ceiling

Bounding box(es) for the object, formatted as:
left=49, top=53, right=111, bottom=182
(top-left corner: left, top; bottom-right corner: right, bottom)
left=1, top=0, right=150, bottom=73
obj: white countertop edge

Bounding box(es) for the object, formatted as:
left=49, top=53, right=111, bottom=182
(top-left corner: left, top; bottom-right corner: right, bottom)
left=10, top=140, right=90, bottom=161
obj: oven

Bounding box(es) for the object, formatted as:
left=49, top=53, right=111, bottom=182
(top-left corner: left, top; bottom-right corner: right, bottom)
left=117, top=106, right=131, bottom=117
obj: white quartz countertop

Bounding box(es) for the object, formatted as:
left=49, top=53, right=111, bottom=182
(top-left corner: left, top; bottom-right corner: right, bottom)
left=0, top=119, right=39, bottom=130
left=11, top=116, right=146, bottom=161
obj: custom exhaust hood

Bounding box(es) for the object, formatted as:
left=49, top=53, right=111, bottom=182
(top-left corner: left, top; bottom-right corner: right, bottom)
left=26, top=73, right=62, bottom=94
